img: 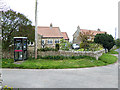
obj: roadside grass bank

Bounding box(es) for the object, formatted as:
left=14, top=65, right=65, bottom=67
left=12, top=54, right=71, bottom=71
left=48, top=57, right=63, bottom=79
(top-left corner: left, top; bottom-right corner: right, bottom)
left=107, top=48, right=119, bottom=54
left=2, top=53, right=118, bottom=69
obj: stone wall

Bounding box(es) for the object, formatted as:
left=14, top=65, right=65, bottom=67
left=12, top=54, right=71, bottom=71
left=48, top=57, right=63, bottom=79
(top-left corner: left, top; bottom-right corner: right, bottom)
left=2, top=50, right=14, bottom=59
left=37, top=49, right=105, bottom=60
left=28, top=46, right=35, bottom=58
left=2, top=46, right=105, bottom=60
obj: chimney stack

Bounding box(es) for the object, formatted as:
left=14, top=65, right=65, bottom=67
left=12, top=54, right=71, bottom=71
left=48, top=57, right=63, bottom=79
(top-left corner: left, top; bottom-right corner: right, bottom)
left=50, top=23, right=52, bottom=29
left=97, top=28, right=100, bottom=31
left=77, top=25, right=80, bottom=30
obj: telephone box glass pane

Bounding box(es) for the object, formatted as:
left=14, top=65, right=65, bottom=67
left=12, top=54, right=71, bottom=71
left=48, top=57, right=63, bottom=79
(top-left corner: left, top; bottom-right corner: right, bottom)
left=23, top=39, right=27, bottom=50
left=19, top=52, right=23, bottom=60
left=15, top=52, right=23, bottom=60
left=15, top=39, right=22, bottom=50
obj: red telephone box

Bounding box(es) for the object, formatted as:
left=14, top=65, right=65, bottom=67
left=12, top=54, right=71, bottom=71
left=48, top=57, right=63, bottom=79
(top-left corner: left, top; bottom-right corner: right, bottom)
left=14, top=37, right=27, bottom=61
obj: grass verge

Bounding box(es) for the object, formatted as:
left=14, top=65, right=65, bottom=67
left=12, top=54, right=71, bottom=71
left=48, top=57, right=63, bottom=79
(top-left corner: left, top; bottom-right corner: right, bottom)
left=2, top=53, right=118, bottom=69
left=107, top=49, right=119, bottom=54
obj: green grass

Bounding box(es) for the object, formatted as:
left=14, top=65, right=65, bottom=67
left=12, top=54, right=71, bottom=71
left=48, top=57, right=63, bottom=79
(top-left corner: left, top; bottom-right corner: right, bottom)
left=1, top=53, right=118, bottom=69
left=107, top=49, right=119, bottom=54
left=99, top=53, right=118, bottom=64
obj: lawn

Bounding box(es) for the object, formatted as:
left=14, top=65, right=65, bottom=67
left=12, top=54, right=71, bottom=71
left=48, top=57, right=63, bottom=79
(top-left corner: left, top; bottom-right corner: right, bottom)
left=107, top=48, right=119, bottom=54
left=2, top=53, right=118, bottom=69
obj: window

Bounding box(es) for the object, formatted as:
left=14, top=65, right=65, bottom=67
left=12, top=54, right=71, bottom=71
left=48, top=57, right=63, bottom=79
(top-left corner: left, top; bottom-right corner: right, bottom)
left=28, top=40, right=30, bottom=45
left=42, top=40, right=44, bottom=44
left=55, top=39, right=59, bottom=43
left=88, top=36, right=91, bottom=41
left=48, top=39, right=53, bottom=44
left=31, top=42, right=34, bottom=46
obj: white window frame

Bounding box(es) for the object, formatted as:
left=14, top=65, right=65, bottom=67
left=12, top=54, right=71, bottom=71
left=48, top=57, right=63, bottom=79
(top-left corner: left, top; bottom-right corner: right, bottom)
left=31, top=42, right=34, bottom=46
left=42, top=40, right=45, bottom=44
left=55, top=39, right=59, bottom=44
left=48, top=39, right=53, bottom=44
left=88, top=36, right=92, bottom=41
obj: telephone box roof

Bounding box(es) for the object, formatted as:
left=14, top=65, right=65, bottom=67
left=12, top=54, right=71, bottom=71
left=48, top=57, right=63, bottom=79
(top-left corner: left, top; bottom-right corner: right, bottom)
left=14, top=37, right=27, bottom=39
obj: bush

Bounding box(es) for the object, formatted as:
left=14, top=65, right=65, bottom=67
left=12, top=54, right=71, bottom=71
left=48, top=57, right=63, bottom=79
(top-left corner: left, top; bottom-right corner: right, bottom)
left=94, top=33, right=115, bottom=52
left=38, top=55, right=95, bottom=60
left=79, top=42, right=89, bottom=50
left=38, top=47, right=58, bottom=52
left=80, top=42, right=84, bottom=48
left=40, top=55, right=64, bottom=60
left=60, top=39, right=70, bottom=51
left=115, top=38, right=120, bottom=47
left=77, top=48, right=84, bottom=51
left=79, top=43, right=103, bottom=51
left=88, top=43, right=103, bottom=51
left=87, top=41, right=94, bottom=44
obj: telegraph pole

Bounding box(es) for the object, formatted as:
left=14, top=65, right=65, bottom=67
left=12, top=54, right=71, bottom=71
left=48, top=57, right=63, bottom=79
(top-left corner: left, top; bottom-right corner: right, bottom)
left=35, top=0, right=38, bottom=59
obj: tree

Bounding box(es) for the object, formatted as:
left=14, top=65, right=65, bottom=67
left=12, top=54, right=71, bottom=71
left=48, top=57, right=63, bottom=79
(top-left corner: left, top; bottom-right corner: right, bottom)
left=60, top=39, right=70, bottom=51
left=2, top=9, right=33, bottom=50
left=94, top=33, right=115, bottom=52
left=77, top=30, right=94, bottom=51
left=115, top=38, right=120, bottom=47
left=17, top=25, right=35, bottom=42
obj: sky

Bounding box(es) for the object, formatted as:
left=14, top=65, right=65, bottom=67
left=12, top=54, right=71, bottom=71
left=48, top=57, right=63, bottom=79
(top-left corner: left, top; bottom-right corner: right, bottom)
left=4, top=0, right=119, bottom=41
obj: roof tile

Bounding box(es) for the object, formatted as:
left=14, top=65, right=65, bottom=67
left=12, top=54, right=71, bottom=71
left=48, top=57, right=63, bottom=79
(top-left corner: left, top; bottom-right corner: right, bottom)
left=37, top=26, right=63, bottom=38
left=80, top=29, right=106, bottom=35
left=61, top=32, right=69, bottom=40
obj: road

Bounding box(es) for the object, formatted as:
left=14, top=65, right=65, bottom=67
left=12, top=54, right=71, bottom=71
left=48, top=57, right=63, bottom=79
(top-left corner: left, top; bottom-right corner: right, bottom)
left=2, top=58, right=118, bottom=88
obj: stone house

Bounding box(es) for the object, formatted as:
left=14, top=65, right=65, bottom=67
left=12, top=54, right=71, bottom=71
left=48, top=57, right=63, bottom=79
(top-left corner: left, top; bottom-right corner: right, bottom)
left=37, top=24, right=69, bottom=49
left=73, top=26, right=106, bottom=44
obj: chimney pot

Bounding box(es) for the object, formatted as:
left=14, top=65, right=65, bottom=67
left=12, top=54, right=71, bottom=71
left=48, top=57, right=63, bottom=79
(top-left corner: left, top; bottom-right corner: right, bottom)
left=50, top=23, right=52, bottom=29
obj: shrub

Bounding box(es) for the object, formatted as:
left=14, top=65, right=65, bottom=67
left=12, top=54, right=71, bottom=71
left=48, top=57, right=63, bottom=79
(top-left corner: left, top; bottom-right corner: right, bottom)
left=94, top=33, right=115, bottom=52
left=77, top=48, right=84, bottom=51
left=79, top=42, right=89, bottom=51
left=87, top=41, right=94, bottom=44
left=60, top=39, right=70, bottom=51
left=38, top=47, right=58, bottom=52
left=80, top=42, right=84, bottom=48
left=88, top=43, right=103, bottom=51
left=40, top=55, right=64, bottom=60
left=79, top=43, right=103, bottom=51
left=38, top=55, right=95, bottom=60
left=115, top=38, right=120, bottom=47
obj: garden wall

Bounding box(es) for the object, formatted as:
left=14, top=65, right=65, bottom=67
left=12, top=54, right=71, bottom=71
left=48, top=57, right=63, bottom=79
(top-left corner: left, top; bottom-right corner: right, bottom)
left=2, top=46, right=105, bottom=60
left=27, top=46, right=105, bottom=60
left=37, top=50, right=105, bottom=60
left=2, top=50, right=14, bottom=59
